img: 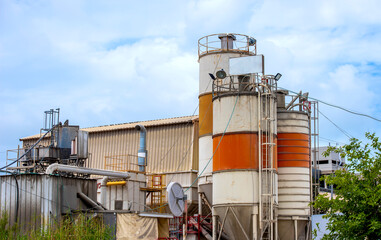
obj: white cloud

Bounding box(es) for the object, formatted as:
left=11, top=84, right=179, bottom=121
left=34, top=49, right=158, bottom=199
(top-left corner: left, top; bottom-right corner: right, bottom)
left=1, top=0, right=381, bottom=161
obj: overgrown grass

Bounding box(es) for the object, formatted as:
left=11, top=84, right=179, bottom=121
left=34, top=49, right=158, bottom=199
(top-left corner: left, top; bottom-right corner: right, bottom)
left=0, top=211, right=113, bottom=239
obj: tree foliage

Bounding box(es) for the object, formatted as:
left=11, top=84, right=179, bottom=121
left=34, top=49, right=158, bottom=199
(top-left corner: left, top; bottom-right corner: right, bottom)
left=313, top=133, right=381, bottom=239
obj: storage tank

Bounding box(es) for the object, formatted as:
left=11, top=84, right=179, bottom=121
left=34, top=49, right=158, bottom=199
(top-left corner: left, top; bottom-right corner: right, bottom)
left=200, top=33, right=278, bottom=240
left=197, top=34, right=254, bottom=208
left=277, top=91, right=311, bottom=240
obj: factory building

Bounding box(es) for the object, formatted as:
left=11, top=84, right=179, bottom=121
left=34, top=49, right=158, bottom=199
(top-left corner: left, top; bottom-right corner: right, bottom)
left=20, top=116, right=200, bottom=207
left=1, top=33, right=323, bottom=239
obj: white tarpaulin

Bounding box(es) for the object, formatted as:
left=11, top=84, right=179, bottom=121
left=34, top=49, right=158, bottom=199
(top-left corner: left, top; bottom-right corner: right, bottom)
left=116, top=213, right=158, bottom=240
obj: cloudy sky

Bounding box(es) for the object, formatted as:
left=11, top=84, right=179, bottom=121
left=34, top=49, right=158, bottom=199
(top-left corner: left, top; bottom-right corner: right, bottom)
left=1, top=0, right=380, bottom=165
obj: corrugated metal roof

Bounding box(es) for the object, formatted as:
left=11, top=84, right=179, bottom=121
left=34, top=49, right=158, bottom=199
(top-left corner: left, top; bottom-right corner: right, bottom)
left=20, top=115, right=199, bottom=141
left=21, top=115, right=199, bottom=174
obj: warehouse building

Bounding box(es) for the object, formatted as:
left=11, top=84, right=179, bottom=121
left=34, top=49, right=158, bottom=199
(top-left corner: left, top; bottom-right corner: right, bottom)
left=20, top=115, right=200, bottom=207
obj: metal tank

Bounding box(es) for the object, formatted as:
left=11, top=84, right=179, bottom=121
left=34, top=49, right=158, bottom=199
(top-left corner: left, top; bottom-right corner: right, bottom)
left=277, top=91, right=311, bottom=240
left=197, top=34, right=254, bottom=209
left=199, top=33, right=278, bottom=240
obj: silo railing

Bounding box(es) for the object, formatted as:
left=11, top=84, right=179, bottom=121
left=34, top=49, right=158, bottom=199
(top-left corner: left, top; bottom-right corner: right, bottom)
left=212, top=75, right=278, bottom=98
left=198, top=33, right=257, bottom=58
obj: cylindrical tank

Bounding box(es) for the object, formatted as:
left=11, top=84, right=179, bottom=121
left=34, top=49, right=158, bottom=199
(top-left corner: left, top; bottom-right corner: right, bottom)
left=212, top=92, right=278, bottom=239
left=212, top=70, right=279, bottom=240
left=213, top=93, right=260, bottom=240
left=277, top=101, right=311, bottom=239
left=198, top=34, right=253, bottom=207
left=198, top=34, right=279, bottom=239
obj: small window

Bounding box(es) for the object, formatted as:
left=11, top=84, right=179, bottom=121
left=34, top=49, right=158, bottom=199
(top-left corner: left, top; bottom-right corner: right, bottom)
left=115, top=200, right=123, bottom=210
left=318, top=160, right=329, bottom=164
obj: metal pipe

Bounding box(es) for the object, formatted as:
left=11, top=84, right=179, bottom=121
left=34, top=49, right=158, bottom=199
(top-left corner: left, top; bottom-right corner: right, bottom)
left=135, top=124, right=147, bottom=172
left=107, top=181, right=126, bottom=186
left=286, top=91, right=302, bottom=110
left=45, top=163, right=131, bottom=178
left=198, top=193, right=202, bottom=216
left=101, top=176, right=109, bottom=208
left=1, top=126, right=54, bottom=170
left=253, top=213, right=257, bottom=240
left=212, top=207, right=217, bottom=240
left=77, top=192, right=103, bottom=210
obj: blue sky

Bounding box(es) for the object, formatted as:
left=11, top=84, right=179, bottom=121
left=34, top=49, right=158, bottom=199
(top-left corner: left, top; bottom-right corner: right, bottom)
left=1, top=0, right=381, bottom=165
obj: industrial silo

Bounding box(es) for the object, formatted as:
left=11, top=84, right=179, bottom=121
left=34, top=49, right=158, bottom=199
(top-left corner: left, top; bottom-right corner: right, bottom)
left=277, top=91, right=311, bottom=239
left=200, top=33, right=278, bottom=239
left=197, top=34, right=255, bottom=209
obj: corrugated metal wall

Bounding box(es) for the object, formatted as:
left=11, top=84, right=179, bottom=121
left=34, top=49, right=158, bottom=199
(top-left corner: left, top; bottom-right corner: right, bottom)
left=22, top=120, right=199, bottom=174
left=22, top=137, right=51, bottom=149
left=0, top=174, right=97, bottom=230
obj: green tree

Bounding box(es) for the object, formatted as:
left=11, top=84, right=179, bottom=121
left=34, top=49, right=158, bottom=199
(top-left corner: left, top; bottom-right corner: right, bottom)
left=313, top=133, right=381, bottom=239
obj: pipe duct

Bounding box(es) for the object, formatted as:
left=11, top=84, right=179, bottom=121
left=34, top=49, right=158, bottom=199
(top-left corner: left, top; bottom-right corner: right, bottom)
left=45, top=163, right=131, bottom=178
left=135, top=124, right=147, bottom=172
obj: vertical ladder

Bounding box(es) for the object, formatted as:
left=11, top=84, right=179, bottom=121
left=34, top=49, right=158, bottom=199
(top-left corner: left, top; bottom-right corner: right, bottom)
left=310, top=101, right=319, bottom=213
left=258, top=76, right=276, bottom=240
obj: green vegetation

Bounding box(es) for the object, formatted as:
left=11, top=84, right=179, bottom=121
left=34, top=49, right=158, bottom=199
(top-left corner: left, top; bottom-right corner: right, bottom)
left=0, top=211, right=113, bottom=240
left=313, top=133, right=381, bottom=239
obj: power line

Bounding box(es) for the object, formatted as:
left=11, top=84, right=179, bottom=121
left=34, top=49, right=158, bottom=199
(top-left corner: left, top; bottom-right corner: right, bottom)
left=152, top=56, right=221, bottom=172
left=278, top=86, right=381, bottom=122
left=149, top=93, right=240, bottom=211
left=185, top=93, right=240, bottom=193
left=0, top=127, right=54, bottom=170
left=319, top=110, right=353, bottom=139
left=319, top=136, right=347, bottom=145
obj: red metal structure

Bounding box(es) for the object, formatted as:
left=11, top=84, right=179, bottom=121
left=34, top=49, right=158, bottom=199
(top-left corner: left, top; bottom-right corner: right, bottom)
left=169, top=215, right=213, bottom=240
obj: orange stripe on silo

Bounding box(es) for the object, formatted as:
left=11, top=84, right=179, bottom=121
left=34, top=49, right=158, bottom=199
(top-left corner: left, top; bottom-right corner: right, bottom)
left=199, top=94, right=213, bottom=136
left=213, top=133, right=259, bottom=171
left=213, top=133, right=278, bottom=171
left=278, top=133, right=310, bottom=168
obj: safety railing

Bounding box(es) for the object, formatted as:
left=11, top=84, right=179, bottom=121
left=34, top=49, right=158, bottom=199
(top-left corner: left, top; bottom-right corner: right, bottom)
left=198, top=33, right=256, bottom=57
left=212, top=74, right=278, bottom=98
left=104, top=154, right=142, bottom=173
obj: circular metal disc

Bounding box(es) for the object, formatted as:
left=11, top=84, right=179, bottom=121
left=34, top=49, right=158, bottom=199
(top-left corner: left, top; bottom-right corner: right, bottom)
left=167, top=182, right=185, bottom=217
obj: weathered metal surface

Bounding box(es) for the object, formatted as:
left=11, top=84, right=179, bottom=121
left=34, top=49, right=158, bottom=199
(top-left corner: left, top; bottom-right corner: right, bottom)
left=198, top=136, right=213, bottom=178
left=213, top=205, right=258, bottom=240
left=0, top=174, right=97, bottom=230
left=163, top=171, right=198, bottom=204
left=199, top=53, right=243, bottom=95
left=21, top=116, right=199, bottom=174
left=213, top=95, right=277, bottom=135
left=21, top=116, right=197, bottom=139
left=58, top=126, right=79, bottom=149
left=198, top=135, right=213, bottom=204
left=198, top=93, right=213, bottom=137
left=77, top=130, right=89, bottom=159
left=277, top=110, right=311, bottom=239
left=278, top=167, right=310, bottom=216
left=277, top=111, right=309, bottom=134
left=209, top=74, right=278, bottom=239
left=213, top=133, right=259, bottom=171
left=213, top=171, right=259, bottom=204
left=278, top=219, right=309, bottom=240
left=97, top=172, right=146, bottom=212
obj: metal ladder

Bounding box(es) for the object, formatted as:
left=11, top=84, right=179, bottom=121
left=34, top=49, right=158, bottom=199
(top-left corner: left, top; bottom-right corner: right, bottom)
left=310, top=101, right=319, bottom=213
left=258, top=77, right=277, bottom=240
